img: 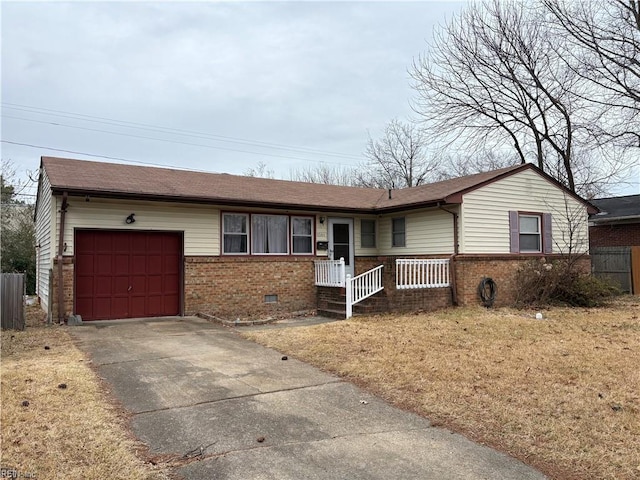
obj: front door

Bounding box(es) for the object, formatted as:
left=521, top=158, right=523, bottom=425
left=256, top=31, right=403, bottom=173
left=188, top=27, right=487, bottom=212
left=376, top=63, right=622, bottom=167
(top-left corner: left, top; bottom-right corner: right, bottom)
left=328, top=218, right=354, bottom=277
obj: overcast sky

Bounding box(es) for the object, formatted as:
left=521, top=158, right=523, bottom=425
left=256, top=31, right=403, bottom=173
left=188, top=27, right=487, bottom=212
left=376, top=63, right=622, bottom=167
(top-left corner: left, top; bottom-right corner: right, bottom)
left=1, top=1, right=638, bottom=201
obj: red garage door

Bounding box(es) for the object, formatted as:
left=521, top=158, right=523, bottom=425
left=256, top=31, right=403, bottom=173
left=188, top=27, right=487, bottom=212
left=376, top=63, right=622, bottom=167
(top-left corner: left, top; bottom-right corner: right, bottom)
left=75, top=230, right=182, bottom=321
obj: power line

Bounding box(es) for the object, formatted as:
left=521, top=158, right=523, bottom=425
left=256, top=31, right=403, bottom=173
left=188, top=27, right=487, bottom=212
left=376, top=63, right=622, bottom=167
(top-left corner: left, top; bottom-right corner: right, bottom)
left=2, top=102, right=364, bottom=161
left=1, top=140, right=221, bottom=172
left=3, top=115, right=362, bottom=167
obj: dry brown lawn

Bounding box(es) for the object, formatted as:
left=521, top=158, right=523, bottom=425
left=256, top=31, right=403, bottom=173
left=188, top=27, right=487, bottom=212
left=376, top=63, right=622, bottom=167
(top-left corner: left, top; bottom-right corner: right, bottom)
left=243, top=296, right=640, bottom=480
left=1, top=307, right=169, bottom=480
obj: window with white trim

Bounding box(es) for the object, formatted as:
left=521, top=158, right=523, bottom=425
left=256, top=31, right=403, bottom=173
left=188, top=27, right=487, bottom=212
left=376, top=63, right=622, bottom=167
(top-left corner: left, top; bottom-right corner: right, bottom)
left=361, top=219, right=376, bottom=248
left=292, top=217, right=313, bottom=254
left=392, top=217, right=406, bottom=247
left=252, top=214, right=288, bottom=254
left=509, top=211, right=552, bottom=254
left=223, top=213, right=249, bottom=254
left=223, top=213, right=314, bottom=255
left=519, top=215, right=541, bottom=252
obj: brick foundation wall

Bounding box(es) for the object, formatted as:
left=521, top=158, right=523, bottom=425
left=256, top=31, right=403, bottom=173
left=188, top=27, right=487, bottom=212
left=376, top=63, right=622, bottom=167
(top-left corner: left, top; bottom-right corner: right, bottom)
left=49, top=252, right=593, bottom=322
left=185, top=256, right=316, bottom=319
left=388, top=287, right=452, bottom=312
left=51, top=257, right=74, bottom=322
left=590, top=223, right=640, bottom=248
left=50, top=255, right=317, bottom=322
left=354, top=256, right=454, bottom=313
left=454, top=255, right=591, bottom=307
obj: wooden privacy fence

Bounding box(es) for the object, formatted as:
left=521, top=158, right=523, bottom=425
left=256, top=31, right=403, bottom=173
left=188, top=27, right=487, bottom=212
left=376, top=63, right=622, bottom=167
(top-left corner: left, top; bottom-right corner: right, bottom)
left=1, top=273, right=25, bottom=330
left=591, top=247, right=632, bottom=293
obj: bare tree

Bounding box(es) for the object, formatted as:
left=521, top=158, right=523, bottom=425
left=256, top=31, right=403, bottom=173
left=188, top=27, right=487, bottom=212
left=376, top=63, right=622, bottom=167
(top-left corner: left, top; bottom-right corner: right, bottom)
left=358, top=118, right=439, bottom=189
left=437, top=150, right=520, bottom=179
left=410, top=0, right=635, bottom=195
left=243, top=161, right=275, bottom=179
left=411, top=0, right=582, bottom=190
left=288, top=163, right=357, bottom=186
left=544, top=0, right=640, bottom=148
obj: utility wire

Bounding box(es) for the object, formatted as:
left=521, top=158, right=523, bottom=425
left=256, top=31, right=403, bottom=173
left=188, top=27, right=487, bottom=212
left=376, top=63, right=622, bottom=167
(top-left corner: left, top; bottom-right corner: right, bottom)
left=1, top=140, right=222, bottom=172
left=2, top=102, right=364, bottom=161
left=3, top=115, right=361, bottom=167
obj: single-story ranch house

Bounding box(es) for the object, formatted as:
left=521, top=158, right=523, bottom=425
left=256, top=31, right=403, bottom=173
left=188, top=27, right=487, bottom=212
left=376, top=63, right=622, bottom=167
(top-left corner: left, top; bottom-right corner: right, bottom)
left=35, top=156, right=596, bottom=322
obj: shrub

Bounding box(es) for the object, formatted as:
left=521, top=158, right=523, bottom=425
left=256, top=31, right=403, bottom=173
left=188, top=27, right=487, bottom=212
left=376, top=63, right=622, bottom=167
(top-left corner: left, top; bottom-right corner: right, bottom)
left=515, top=257, right=620, bottom=307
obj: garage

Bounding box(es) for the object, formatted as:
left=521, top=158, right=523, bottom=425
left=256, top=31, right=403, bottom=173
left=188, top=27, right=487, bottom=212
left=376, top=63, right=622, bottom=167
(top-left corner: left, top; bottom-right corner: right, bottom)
left=75, top=230, right=182, bottom=320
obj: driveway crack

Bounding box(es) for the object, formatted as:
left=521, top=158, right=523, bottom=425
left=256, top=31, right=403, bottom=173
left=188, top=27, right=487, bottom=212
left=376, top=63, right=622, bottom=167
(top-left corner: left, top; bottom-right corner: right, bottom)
left=133, top=380, right=344, bottom=416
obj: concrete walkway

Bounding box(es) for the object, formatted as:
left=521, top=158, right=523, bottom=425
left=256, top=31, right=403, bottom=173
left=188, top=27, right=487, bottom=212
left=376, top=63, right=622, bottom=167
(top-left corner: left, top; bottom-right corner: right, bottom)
left=71, top=317, right=547, bottom=480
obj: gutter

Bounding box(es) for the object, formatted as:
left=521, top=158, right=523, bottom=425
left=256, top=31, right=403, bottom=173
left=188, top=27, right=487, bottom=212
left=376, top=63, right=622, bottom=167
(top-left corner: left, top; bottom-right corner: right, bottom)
left=589, top=214, right=640, bottom=225
left=438, top=204, right=459, bottom=306
left=50, top=189, right=378, bottom=215
left=57, top=192, right=68, bottom=324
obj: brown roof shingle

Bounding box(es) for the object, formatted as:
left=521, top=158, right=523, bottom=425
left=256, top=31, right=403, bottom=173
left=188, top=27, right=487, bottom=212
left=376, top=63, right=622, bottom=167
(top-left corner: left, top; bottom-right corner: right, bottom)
left=40, top=156, right=556, bottom=213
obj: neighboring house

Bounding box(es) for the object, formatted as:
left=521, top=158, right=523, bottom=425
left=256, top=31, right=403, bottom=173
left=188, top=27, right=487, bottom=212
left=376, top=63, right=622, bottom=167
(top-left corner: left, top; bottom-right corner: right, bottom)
left=589, top=195, right=640, bottom=294
left=34, top=156, right=596, bottom=322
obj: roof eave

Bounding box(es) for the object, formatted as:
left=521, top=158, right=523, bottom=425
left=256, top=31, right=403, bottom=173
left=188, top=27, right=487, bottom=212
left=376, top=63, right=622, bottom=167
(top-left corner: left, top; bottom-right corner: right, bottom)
left=373, top=198, right=460, bottom=214
left=50, top=188, right=372, bottom=214
left=590, top=215, right=640, bottom=225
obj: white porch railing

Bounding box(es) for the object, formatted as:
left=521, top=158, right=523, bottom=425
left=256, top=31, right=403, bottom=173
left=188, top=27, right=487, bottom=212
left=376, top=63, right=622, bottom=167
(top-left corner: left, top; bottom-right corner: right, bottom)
left=314, top=258, right=346, bottom=287
left=346, top=265, right=384, bottom=319
left=396, top=258, right=450, bottom=289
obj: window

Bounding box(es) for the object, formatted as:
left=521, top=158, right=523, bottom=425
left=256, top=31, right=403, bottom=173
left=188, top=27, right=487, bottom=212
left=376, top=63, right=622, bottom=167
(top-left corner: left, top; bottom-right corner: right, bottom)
left=519, top=215, right=541, bottom=252
left=223, top=213, right=248, bottom=254
left=392, top=217, right=406, bottom=247
left=509, top=211, right=552, bottom=254
left=361, top=219, right=376, bottom=248
left=292, top=217, right=313, bottom=254
left=252, top=215, right=288, bottom=254
left=223, top=212, right=314, bottom=255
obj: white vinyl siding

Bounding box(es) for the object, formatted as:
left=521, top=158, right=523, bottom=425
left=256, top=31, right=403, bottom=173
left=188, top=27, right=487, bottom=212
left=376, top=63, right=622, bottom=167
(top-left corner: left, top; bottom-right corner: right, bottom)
left=377, top=208, right=456, bottom=256
left=57, top=198, right=219, bottom=256
left=34, top=170, right=55, bottom=308
left=460, top=169, right=589, bottom=254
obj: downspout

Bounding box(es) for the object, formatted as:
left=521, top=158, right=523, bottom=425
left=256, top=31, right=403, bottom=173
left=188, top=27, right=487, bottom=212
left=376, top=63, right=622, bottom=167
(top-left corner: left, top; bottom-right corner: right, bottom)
left=57, top=192, right=68, bottom=324
left=438, top=204, right=459, bottom=306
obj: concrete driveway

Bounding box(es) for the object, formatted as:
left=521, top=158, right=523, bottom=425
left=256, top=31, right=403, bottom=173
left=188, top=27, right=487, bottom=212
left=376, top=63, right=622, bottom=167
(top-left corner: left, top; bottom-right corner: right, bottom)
left=71, top=317, right=547, bottom=480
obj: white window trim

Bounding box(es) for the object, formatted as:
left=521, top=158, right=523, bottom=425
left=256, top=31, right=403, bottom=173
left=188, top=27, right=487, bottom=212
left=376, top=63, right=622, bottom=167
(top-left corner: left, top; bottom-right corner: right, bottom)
left=222, top=213, right=249, bottom=255
left=519, top=214, right=542, bottom=253
left=251, top=214, right=290, bottom=255
left=222, top=212, right=316, bottom=256
left=392, top=217, right=406, bottom=248
left=291, top=216, right=314, bottom=255
left=361, top=219, right=377, bottom=248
